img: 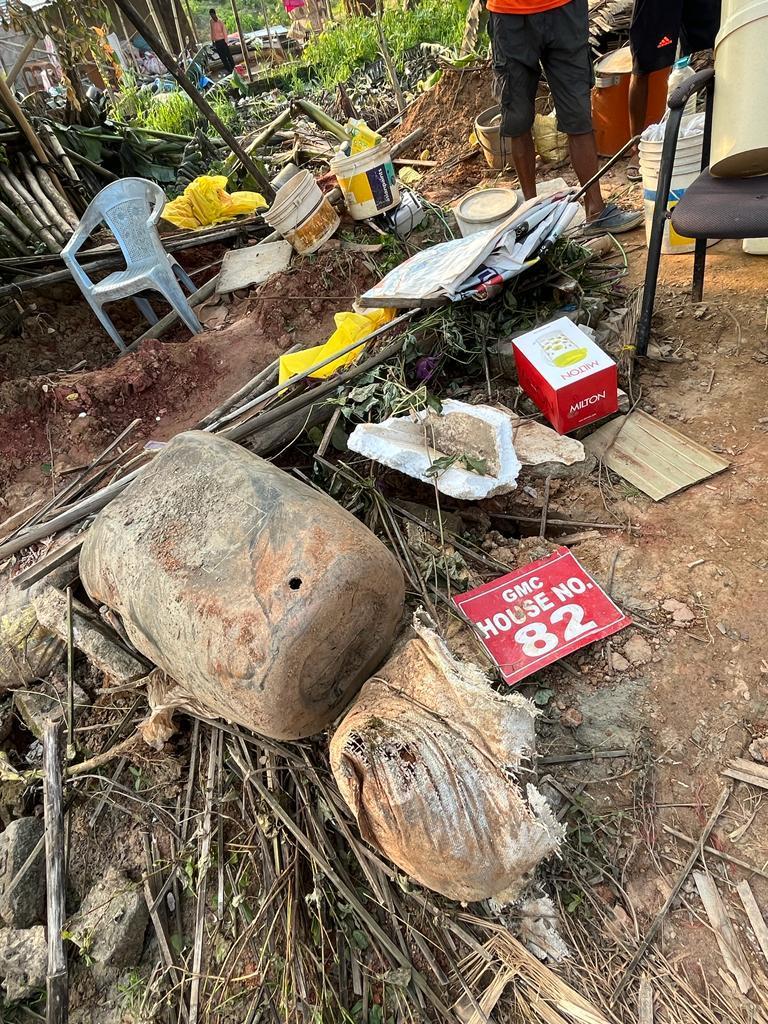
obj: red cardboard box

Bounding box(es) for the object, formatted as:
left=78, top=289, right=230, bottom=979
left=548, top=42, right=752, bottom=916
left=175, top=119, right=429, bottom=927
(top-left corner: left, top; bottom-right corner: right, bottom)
left=512, top=317, right=618, bottom=434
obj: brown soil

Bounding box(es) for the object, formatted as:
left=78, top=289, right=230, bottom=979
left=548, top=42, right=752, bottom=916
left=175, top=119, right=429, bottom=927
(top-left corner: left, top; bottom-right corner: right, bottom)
left=392, top=65, right=498, bottom=204
left=0, top=251, right=375, bottom=515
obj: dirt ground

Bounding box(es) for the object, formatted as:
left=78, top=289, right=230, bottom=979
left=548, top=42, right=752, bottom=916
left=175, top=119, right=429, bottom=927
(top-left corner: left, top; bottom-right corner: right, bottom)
left=2, top=75, right=768, bottom=1020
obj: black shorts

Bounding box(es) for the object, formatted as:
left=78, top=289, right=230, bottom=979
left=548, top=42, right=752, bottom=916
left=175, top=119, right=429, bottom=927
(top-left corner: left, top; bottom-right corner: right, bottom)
left=490, top=0, right=594, bottom=138
left=629, top=0, right=721, bottom=75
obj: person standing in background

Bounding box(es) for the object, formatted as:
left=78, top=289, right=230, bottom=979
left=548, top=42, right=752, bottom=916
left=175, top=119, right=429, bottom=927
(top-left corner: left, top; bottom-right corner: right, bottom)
left=628, top=0, right=721, bottom=143
left=488, top=0, right=643, bottom=233
left=210, top=9, right=235, bottom=73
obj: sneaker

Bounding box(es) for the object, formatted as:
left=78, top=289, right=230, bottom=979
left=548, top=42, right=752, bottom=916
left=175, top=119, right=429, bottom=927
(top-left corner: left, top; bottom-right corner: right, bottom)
left=583, top=202, right=644, bottom=236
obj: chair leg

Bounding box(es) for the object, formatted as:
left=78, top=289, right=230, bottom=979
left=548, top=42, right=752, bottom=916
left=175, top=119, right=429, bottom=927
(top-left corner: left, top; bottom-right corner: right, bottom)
left=85, top=297, right=126, bottom=351
left=133, top=296, right=159, bottom=325
left=636, top=211, right=668, bottom=358
left=170, top=258, right=196, bottom=294
left=691, top=237, right=708, bottom=303
left=154, top=270, right=203, bottom=336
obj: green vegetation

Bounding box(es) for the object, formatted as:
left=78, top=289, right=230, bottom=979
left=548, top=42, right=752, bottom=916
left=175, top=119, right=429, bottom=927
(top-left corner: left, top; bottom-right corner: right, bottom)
left=300, top=0, right=468, bottom=87
left=186, top=0, right=287, bottom=37
left=112, top=76, right=240, bottom=137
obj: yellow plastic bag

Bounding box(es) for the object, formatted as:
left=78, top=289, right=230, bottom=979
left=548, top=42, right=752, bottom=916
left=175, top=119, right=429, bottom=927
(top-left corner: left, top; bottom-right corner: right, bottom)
left=163, top=175, right=267, bottom=229
left=279, top=307, right=395, bottom=386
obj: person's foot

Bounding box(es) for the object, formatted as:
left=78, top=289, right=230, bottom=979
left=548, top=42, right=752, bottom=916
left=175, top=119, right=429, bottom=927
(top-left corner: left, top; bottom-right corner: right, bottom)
left=583, top=203, right=643, bottom=236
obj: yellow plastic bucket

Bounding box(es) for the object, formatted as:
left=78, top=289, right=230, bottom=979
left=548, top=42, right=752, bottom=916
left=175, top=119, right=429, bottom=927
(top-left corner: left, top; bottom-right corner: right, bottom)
left=331, top=141, right=400, bottom=220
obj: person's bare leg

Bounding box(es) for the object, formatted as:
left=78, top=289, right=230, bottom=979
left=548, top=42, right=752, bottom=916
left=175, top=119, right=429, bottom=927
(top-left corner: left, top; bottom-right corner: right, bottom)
left=568, top=131, right=605, bottom=221
left=628, top=72, right=650, bottom=143
left=504, top=132, right=537, bottom=200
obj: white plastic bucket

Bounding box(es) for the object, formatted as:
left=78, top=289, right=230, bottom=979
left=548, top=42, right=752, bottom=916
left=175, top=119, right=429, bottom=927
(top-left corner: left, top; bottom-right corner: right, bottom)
left=639, top=132, right=707, bottom=254
left=330, top=141, right=400, bottom=220
left=264, top=170, right=340, bottom=255
left=455, top=188, right=518, bottom=237
left=743, top=237, right=768, bottom=254
left=711, top=0, right=768, bottom=176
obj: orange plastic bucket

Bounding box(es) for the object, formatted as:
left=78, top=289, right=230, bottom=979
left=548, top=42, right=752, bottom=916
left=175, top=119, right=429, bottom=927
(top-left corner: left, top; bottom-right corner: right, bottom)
left=592, top=46, right=670, bottom=156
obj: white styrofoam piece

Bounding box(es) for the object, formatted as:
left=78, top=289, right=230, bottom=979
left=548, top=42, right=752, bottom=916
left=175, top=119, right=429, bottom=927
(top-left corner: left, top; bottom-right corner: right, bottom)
left=347, top=399, right=521, bottom=500
left=216, top=240, right=293, bottom=294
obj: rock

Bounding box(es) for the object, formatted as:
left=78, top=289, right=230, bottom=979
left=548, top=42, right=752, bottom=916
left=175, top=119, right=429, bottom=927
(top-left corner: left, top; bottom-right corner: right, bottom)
left=15, top=682, right=90, bottom=741
left=33, top=586, right=147, bottom=685
left=611, top=653, right=630, bottom=672
left=661, top=599, right=695, bottom=625
left=560, top=707, right=583, bottom=729
left=509, top=418, right=586, bottom=467
left=0, top=576, right=65, bottom=694
left=66, top=867, right=148, bottom=970
left=623, top=635, right=652, bottom=666
left=0, top=817, right=45, bottom=927
left=0, top=925, right=47, bottom=1000
left=749, top=735, right=768, bottom=764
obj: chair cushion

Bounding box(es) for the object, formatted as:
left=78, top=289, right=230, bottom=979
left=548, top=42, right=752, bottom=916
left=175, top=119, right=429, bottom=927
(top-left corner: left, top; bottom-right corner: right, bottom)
left=671, top=171, right=768, bottom=239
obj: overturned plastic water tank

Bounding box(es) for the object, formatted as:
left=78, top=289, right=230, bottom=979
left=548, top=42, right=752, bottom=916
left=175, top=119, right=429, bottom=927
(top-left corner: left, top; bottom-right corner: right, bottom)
left=80, top=431, right=405, bottom=739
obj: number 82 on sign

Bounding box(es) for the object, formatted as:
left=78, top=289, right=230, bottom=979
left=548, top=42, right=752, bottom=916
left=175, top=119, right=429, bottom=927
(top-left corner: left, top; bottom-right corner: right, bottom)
left=452, top=547, right=632, bottom=685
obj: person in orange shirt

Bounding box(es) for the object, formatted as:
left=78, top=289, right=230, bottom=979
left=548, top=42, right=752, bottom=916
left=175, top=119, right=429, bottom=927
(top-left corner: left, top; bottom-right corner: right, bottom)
left=489, top=0, right=642, bottom=234
left=210, top=9, right=236, bottom=73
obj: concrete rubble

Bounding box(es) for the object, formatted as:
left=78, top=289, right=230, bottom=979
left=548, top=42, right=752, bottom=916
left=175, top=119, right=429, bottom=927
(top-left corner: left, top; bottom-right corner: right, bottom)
left=0, top=817, right=45, bottom=928
left=66, top=867, right=148, bottom=971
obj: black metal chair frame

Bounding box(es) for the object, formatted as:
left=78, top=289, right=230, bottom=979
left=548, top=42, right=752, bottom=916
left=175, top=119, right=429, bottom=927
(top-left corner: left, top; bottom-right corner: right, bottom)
left=636, top=69, right=716, bottom=357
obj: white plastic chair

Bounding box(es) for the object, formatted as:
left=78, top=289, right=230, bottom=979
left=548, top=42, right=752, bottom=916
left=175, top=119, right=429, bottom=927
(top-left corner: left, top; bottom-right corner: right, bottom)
left=61, top=177, right=203, bottom=351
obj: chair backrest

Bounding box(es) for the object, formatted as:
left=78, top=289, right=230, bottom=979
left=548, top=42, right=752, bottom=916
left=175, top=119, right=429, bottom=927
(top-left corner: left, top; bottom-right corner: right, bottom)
left=88, top=178, right=168, bottom=267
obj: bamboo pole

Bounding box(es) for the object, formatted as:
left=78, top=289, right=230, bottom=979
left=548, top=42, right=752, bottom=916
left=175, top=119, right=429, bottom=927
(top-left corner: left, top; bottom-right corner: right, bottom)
left=147, top=0, right=175, bottom=55
left=0, top=73, right=61, bottom=178
left=110, top=0, right=275, bottom=199
left=375, top=1, right=405, bottom=113
left=15, top=157, right=71, bottom=240
left=0, top=168, right=60, bottom=252
left=183, top=0, right=200, bottom=45
left=171, top=0, right=186, bottom=54
left=2, top=166, right=65, bottom=244
left=31, top=159, right=80, bottom=230
left=230, top=0, right=254, bottom=81
left=43, top=718, right=68, bottom=1024
left=7, top=35, right=38, bottom=87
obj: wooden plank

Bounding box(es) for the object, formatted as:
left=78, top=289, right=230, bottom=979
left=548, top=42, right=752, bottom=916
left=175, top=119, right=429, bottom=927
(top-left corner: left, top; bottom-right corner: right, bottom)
left=11, top=534, right=84, bottom=590
left=737, top=880, right=768, bottom=967
left=693, top=870, right=753, bottom=995
left=585, top=410, right=729, bottom=501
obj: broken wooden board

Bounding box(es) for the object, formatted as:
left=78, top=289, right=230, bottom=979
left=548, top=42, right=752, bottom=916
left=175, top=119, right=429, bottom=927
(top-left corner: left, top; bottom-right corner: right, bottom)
left=584, top=410, right=729, bottom=501
left=693, top=870, right=753, bottom=995
left=722, top=757, right=768, bottom=791
left=216, top=240, right=293, bottom=294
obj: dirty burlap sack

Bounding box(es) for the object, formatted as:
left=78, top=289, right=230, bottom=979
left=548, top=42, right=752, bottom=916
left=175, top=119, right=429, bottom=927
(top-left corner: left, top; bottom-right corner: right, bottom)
left=533, top=112, right=569, bottom=164
left=79, top=431, right=405, bottom=741
left=330, top=617, right=563, bottom=902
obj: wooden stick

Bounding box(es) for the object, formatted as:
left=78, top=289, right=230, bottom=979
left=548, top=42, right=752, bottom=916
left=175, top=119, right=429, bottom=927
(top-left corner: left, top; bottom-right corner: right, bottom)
left=375, top=5, right=406, bottom=113
left=197, top=345, right=299, bottom=427
left=663, top=825, right=768, bottom=881
left=737, top=880, right=768, bottom=967
left=7, top=36, right=38, bottom=86
left=110, top=0, right=274, bottom=199
left=43, top=718, right=68, bottom=1024
left=230, top=0, right=254, bottom=81
left=0, top=74, right=57, bottom=173
left=611, top=786, right=731, bottom=1003
left=66, top=588, right=75, bottom=755
left=693, top=870, right=752, bottom=995
left=189, top=728, right=219, bottom=1024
